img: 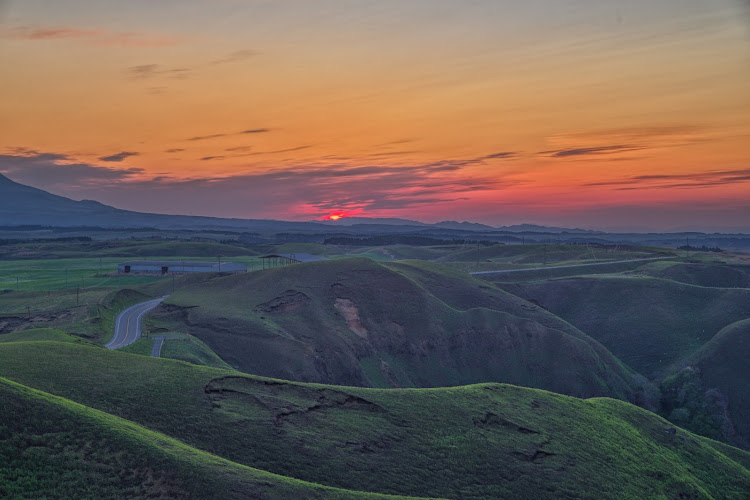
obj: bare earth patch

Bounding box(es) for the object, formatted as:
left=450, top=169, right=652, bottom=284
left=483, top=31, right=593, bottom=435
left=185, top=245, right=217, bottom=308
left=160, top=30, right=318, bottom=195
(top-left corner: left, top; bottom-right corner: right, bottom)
left=334, top=298, right=369, bottom=338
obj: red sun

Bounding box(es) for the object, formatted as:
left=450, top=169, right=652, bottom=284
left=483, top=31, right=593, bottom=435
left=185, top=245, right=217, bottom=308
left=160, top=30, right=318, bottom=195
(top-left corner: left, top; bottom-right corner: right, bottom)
left=323, top=211, right=353, bottom=221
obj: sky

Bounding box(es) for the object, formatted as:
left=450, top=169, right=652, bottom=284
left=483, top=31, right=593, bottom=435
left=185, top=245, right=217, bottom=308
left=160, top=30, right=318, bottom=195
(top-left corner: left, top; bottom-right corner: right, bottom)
left=1, top=0, right=749, bottom=231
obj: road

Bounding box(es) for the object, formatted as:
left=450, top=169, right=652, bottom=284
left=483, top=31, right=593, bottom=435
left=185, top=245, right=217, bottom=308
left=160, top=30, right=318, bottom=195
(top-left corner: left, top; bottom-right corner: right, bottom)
left=150, top=336, right=167, bottom=357
left=105, top=297, right=166, bottom=350
left=469, top=256, right=671, bottom=276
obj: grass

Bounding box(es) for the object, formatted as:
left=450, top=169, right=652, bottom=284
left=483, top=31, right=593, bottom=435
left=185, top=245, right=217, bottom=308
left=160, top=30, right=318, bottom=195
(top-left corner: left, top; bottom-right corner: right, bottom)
left=150, top=257, right=638, bottom=400
left=0, top=328, right=81, bottom=344
left=158, top=333, right=235, bottom=370
left=660, top=318, right=750, bottom=449
left=0, top=341, right=748, bottom=499
left=498, top=275, right=750, bottom=379
left=0, top=376, right=411, bottom=499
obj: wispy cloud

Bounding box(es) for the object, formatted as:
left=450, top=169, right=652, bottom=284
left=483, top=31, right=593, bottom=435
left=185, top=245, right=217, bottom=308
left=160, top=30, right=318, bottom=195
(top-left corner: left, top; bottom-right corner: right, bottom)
left=0, top=148, right=142, bottom=190
left=0, top=148, right=515, bottom=219
left=126, top=64, right=191, bottom=80
left=186, top=128, right=271, bottom=142
left=541, top=145, right=642, bottom=158
left=542, top=125, right=712, bottom=159
left=583, top=168, right=750, bottom=190
left=209, top=49, right=258, bottom=65
left=3, top=25, right=180, bottom=47
left=98, top=151, right=139, bottom=162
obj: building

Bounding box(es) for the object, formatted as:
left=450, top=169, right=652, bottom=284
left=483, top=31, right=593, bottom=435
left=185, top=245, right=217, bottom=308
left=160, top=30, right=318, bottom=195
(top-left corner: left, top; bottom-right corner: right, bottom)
left=259, top=253, right=327, bottom=268
left=117, top=260, right=247, bottom=274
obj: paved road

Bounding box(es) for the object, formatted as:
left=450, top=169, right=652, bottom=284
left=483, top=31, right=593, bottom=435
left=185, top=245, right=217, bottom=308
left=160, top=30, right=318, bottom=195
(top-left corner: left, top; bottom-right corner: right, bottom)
left=470, top=256, right=671, bottom=276
left=151, top=336, right=167, bottom=357
left=105, top=298, right=166, bottom=350
left=149, top=335, right=179, bottom=357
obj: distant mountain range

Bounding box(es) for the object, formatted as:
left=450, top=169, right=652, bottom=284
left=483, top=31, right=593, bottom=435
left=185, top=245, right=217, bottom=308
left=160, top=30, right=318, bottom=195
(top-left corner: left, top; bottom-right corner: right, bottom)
left=0, top=173, right=591, bottom=234
left=1, top=173, right=748, bottom=248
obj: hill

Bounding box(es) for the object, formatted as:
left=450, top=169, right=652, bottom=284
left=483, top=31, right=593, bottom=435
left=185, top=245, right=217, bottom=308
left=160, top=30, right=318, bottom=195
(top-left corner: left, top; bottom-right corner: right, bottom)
left=638, top=261, right=750, bottom=288
left=147, top=257, right=639, bottom=400
left=661, top=319, right=750, bottom=449
left=0, top=376, right=404, bottom=499
left=0, top=341, right=748, bottom=499
left=498, top=276, right=750, bottom=379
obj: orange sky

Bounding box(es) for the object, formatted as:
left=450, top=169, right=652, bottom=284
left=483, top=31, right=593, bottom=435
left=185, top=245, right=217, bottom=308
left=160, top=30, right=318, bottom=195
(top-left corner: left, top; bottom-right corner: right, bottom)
left=1, top=0, right=749, bottom=230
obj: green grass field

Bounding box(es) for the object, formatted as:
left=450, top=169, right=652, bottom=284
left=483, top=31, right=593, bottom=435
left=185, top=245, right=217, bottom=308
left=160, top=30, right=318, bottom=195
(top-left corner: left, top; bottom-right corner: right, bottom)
left=0, top=376, right=410, bottom=499
left=0, top=341, right=748, bottom=499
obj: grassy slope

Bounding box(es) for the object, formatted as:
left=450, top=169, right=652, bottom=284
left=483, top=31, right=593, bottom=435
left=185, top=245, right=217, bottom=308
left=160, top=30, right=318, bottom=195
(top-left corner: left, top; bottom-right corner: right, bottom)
left=639, top=261, right=750, bottom=288
left=151, top=257, right=637, bottom=400
left=159, top=334, right=235, bottom=370
left=498, top=276, right=750, bottom=378
left=0, top=376, right=407, bottom=500
left=0, top=327, right=80, bottom=344
left=661, top=319, right=750, bottom=449
left=0, top=342, right=748, bottom=499
left=436, top=244, right=666, bottom=265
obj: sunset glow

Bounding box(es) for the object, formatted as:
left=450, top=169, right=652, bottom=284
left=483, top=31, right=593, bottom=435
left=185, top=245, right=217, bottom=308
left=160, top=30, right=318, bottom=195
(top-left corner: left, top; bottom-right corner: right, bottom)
left=1, top=1, right=749, bottom=230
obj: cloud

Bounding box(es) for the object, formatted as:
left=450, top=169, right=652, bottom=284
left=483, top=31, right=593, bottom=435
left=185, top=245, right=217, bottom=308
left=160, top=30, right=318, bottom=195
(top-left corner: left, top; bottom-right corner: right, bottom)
left=165, top=148, right=185, bottom=153
left=542, top=125, right=712, bottom=159
left=4, top=25, right=180, bottom=47
left=541, top=145, right=642, bottom=158
left=209, top=49, right=258, bottom=65
left=126, top=64, right=191, bottom=80
left=98, top=151, right=139, bottom=162
left=482, top=152, right=518, bottom=160
left=0, top=147, right=520, bottom=220
left=583, top=168, right=750, bottom=190
left=186, top=129, right=271, bottom=142
left=0, top=149, right=142, bottom=191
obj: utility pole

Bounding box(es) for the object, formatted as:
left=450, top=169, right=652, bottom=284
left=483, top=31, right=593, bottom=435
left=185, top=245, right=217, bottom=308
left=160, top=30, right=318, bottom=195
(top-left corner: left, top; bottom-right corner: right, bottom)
left=16, top=277, right=19, bottom=291
left=99, top=257, right=102, bottom=275
left=27, top=306, right=31, bottom=320
left=76, top=287, right=79, bottom=306
left=65, top=269, right=68, bottom=289
left=543, top=244, right=547, bottom=266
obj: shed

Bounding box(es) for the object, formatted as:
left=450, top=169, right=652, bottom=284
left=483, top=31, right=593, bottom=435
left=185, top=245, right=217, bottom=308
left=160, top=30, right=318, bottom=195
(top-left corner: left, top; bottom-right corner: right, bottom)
left=117, top=260, right=247, bottom=274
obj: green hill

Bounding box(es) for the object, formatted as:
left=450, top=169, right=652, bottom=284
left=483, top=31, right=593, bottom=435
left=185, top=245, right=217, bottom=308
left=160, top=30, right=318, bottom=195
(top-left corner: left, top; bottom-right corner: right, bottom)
left=149, top=257, right=638, bottom=400
left=661, top=319, right=750, bottom=449
left=498, top=276, right=750, bottom=378
left=0, top=327, right=80, bottom=344
left=639, top=261, right=750, bottom=288
left=0, top=376, right=409, bottom=499
left=0, top=341, right=748, bottom=499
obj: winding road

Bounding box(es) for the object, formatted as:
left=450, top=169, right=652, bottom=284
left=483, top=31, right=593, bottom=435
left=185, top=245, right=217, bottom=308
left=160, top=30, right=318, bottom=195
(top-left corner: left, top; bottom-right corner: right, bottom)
left=105, top=297, right=166, bottom=350
left=469, top=256, right=671, bottom=276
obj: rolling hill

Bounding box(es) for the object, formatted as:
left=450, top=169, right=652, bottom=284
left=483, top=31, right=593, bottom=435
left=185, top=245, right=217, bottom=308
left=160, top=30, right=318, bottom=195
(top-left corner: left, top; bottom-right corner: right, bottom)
left=0, top=376, right=406, bottom=499
left=498, top=276, right=750, bottom=379
left=0, top=340, right=748, bottom=499
left=146, top=258, right=640, bottom=401
left=661, top=318, right=750, bottom=449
